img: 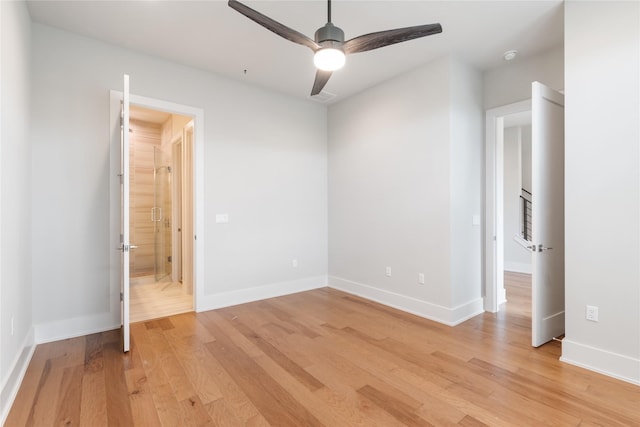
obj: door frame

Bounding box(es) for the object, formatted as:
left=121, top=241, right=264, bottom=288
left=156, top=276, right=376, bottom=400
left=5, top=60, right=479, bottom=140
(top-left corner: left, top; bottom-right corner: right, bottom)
left=171, top=136, right=183, bottom=283
left=110, top=91, right=205, bottom=321
left=484, top=99, right=531, bottom=312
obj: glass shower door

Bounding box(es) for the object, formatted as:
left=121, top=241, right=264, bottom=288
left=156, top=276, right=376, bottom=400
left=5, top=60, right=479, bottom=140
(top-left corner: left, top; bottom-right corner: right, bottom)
left=153, top=147, right=172, bottom=281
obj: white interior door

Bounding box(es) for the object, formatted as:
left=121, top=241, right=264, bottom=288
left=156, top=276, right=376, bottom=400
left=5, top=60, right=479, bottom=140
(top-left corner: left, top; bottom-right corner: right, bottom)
left=120, top=74, right=131, bottom=352
left=531, top=81, right=565, bottom=347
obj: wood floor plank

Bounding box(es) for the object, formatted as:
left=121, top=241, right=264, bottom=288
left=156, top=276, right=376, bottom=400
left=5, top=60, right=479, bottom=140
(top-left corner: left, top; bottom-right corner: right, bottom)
left=4, top=346, right=53, bottom=426
left=24, top=359, right=61, bottom=427
left=202, top=313, right=324, bottom=427
left=315, top=324, right=469, bottom=425
left=79, top=369, right=108, bottom=427
left=431, top=351, right=582, bottom=426
left=83, top=333, right=103, bottom=374
left=468, top=356, right=638, bottom=426
left=357, top=384, right=434, bottom=427
left=204, top=398, right=240, bottom=427
left=124, top=338, right=163, bottom=427
left=102, top=339, right=135, bottom=426
left=166, top=334, right=225, bottom=405
left=458, top=414, right=490, bottom=427
left=7, top=274, right=640, bottom=427
left=178, top=395, right=216, bottom=427
left=220, top=313, right=325, bottom=392
left=54, top=364, right=84, bottom=426
left=129, top=328, right=197, bottom=427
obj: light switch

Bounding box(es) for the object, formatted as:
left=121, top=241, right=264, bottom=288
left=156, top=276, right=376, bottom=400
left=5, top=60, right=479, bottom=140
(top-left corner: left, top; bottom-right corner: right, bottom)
left=215, top=214, right=229, bottom=224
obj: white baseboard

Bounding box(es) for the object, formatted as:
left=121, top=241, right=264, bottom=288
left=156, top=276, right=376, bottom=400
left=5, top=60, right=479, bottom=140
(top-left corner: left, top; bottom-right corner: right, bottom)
left=196, top=275, right=328, bottom=312
left=34, top=312, right=120, bottom=345
left=498, top=286, right=507, bottom=305
left=1, top=327, right=36, bottom=426
left=561, top=339, right=640, bottom=385
left=33, top=276, right=329, bottom=343
left=504, top=261, right=532, bottom=274
left=328, top=276, right=484, bottom=326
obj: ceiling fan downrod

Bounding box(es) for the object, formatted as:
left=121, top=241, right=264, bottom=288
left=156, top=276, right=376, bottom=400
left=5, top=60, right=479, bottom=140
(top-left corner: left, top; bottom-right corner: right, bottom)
left=315, top=0, right=344, bottom=45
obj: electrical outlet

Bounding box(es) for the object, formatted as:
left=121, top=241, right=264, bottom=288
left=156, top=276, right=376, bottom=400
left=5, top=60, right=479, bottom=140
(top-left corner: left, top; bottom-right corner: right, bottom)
left=385, top=267, right=392, bottom=277
left=292, top=259, right=298, bottom=268
left=586, top=305, right=599, bottom=322
left=418, top=273, right=425, bottom=285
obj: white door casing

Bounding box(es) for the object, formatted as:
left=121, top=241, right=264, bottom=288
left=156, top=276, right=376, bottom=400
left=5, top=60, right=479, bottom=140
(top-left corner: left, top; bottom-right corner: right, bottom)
left=110, top=89, right=205, bottom=331
left=484, top=99, right=531, bottom=313
left=531, top=81, right=565, bottom=347
left=120, top=74, right=131, bottom=352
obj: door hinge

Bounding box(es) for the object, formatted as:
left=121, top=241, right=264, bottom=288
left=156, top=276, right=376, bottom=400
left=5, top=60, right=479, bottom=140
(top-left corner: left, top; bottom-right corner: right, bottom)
left=168, top=255, right=172, bottom=263
left=120, top=292, right=123, bottom=302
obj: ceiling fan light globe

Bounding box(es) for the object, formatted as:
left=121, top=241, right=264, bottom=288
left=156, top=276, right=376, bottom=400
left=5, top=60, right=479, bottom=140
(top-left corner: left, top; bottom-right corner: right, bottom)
left=314, top=48, right=346, bottom=71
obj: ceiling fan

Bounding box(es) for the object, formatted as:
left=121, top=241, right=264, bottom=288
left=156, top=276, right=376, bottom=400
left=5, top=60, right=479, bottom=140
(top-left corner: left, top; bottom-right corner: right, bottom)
left=228, top=0, right=443, bottom=96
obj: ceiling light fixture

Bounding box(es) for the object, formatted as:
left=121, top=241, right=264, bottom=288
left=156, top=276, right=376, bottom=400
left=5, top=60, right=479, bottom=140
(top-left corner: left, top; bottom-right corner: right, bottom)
left=314, top=48, right=346, bottom=71
left=503, top=50, right=518, bottom=61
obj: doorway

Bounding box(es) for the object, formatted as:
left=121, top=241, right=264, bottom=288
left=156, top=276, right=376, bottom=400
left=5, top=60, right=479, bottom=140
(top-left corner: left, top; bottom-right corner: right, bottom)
left=499, top=113, right=534, bottom=322
left=485, top=99, right=532, bottom=313
left=485, top=83, right=565, bottom=347
left=128, top=105, right=194, bottom=322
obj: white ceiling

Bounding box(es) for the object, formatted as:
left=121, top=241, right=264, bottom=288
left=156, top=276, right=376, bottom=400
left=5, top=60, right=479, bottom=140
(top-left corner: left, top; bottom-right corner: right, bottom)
left=26, top=0, right=564, bottom=104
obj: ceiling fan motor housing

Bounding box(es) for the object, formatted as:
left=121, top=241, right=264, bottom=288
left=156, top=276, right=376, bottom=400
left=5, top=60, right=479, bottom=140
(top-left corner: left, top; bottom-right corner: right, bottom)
left=315, top=23, right=345, bottom=47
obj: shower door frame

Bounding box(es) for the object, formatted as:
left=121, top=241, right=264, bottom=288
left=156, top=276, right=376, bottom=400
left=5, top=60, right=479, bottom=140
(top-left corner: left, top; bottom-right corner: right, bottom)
left=153, top=147, right=172, bottom=282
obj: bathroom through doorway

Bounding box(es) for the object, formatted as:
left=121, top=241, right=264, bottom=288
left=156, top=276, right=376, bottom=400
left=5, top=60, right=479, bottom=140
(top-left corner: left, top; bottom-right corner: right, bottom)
left=128, top=105, right=195, bottom=322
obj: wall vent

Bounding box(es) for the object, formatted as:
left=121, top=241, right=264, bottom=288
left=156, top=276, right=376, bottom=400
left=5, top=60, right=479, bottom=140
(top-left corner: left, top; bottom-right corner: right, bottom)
left=308, top=90, right=337, bottom=103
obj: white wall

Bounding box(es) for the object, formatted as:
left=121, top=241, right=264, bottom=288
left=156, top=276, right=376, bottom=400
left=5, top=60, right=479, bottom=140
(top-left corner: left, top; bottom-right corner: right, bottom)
left=484, top=46, right=564, bottom=109
left=0, top=1, right=34, bottom=422
left=328, top=55, right=483, bottom=325
left=450, top=58, right=483, bottom=308
left=563, top=0, right=640, bottom=384
left=503, top=127, right=532, bottom=273
left=30, top=24, right=328, bottom=340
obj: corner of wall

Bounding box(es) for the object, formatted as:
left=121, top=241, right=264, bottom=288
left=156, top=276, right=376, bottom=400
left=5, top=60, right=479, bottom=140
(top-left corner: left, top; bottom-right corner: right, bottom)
left=0, top=327, right=35, bottom=425
left=329, top=276, right=484, bottom=326
left=34, top=312, right=120, bottom=345
left=1, top=1, right=34, bottom=422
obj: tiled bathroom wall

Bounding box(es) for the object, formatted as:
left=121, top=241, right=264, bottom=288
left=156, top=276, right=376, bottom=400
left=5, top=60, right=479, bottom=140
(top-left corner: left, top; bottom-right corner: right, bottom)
left=129, top=119, right=162, bottom=277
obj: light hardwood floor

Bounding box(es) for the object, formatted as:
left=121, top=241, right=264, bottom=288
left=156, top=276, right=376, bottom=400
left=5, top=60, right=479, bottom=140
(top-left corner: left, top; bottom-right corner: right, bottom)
left=129, top=277, right=193, bottom=323
left=6, top=273, right=640, bottom=426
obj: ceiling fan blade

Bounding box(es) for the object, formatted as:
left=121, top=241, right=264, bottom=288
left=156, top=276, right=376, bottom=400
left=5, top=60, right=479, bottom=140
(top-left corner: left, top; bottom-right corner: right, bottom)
left=229, top=0, right=320, bottom=51
left=311, top=70, right=332, bottom=96
left=343, top=23, right=442, bottom=54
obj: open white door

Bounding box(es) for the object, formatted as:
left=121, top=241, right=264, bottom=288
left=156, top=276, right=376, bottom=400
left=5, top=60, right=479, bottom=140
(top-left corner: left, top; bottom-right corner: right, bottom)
left=531, top=81, right=565, bottom=347
left=120, top=74, right=131, bottom=352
